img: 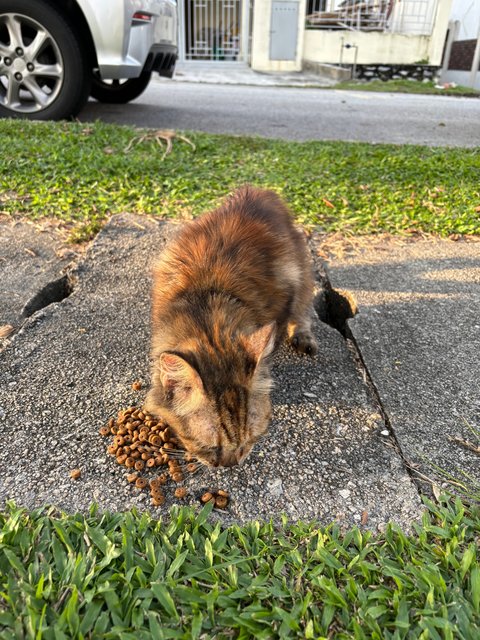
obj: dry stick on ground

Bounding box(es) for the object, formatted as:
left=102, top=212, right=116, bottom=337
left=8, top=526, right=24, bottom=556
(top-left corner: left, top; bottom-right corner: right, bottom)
left=124, top=129, right=195, bottom=160
left=447, top=435, right=480, bottom=456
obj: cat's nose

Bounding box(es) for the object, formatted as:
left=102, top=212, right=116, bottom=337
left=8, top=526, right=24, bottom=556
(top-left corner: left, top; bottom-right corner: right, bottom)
left=218, top=450, right=238, bottom=467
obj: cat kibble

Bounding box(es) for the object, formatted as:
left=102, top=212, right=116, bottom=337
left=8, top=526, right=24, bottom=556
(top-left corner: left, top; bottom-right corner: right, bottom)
left=215, top=496, right=228, bottom=509
left=101, top=406, right=231, bottom=509
left=69, top=468, right=81, bottom=480
left=135, top=477, right=147, bottom=490
left=199, top=489, right=230, bottom=508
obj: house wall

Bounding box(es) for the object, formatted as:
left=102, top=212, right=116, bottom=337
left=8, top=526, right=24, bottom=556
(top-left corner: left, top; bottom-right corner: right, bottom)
left=250, top=0, right=307, bottom=72
left=303, top=31, right=432, bottom=65
left=440, top=0, right=480, bottom=88
left=303, top=0, right=452, bottom=66
left=447, top=0, right=479, bottom=40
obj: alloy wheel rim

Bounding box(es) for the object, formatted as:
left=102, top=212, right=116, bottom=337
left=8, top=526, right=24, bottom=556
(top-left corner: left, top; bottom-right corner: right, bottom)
left=0, top=12, right=64, bottom=113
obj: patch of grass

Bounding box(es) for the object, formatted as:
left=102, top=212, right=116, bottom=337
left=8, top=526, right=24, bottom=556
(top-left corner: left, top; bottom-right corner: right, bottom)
left=333, top=79, right=480, bottom=97
left=0, top=120, right=479, bottom=240
left=0, top=496, right=479, bottom=638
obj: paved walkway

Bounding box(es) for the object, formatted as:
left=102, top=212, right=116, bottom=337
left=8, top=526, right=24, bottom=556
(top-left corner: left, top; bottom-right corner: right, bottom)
left=167, top=62, right=336, bottom=87
left=2, top=219, right=478, bottom=527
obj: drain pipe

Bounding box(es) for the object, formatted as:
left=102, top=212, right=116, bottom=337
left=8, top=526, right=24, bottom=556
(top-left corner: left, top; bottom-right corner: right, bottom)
left=342, top=42, right=359, bottom=79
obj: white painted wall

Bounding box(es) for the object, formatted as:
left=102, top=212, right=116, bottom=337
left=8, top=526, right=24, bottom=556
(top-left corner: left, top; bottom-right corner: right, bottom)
left=303, top=0, right=452, bottom=65
left=304, top=30, right=432, bottom=65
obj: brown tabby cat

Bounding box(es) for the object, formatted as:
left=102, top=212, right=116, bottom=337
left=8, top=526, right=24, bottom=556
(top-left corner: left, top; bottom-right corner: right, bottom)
left=144, top=186, right=317, bottom=467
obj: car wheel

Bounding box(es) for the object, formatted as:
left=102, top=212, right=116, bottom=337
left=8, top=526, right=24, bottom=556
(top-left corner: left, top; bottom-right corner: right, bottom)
left=91, top=68, right=152, bottom=104
left=0, top=0, right=90, bottom=120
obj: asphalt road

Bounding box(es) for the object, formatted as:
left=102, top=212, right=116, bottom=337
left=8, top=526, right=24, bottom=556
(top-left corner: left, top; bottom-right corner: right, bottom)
left=79, top=79, right=480, bottom=146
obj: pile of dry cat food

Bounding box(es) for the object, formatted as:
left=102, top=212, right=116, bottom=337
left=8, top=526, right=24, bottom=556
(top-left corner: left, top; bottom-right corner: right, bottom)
left=99, top=403, right=229, bottom=510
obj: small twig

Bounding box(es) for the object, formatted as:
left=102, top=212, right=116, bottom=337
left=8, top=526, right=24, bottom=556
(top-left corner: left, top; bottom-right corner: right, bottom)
left=124, top=129, right=195, bottom=159
left=53, top=588, right=71, bottom=612
left=447, top=435, right=480, bottom=456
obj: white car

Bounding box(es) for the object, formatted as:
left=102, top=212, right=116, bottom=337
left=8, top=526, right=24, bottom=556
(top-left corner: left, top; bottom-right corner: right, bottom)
left=0, top=0, right=177, bottom=120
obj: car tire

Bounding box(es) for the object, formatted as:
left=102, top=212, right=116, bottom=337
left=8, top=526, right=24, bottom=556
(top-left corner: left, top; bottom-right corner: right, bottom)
left=91, top=68, right=152, bottom=104
left=0, top=0, right=90, bottom=120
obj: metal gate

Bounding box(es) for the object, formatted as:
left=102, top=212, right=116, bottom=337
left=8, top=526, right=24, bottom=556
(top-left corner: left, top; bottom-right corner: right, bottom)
left=183, top=0, right=242, bottom=61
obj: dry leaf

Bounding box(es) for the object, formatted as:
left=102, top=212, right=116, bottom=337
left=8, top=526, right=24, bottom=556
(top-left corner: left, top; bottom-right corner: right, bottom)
left=0, top=324, right=14, bottom=338
left=322, top=198, right=335, bottom=209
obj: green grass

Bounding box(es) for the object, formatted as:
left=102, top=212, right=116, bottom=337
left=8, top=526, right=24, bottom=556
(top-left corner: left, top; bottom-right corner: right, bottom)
left=0, top=496, right=479, bottom=639
left=333, top=79, right=480, bottom=97
left=0, top=120, right=479, bottom=241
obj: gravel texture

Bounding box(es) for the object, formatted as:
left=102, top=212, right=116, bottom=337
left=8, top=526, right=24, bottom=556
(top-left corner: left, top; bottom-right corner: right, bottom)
left=0, top=215, right=422, bottom=529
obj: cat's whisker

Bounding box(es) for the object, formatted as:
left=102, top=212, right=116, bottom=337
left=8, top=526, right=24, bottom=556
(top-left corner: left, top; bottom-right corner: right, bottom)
left=164, top=451, right=187, bottom=460
left=190, top=464, right=207, bottom=479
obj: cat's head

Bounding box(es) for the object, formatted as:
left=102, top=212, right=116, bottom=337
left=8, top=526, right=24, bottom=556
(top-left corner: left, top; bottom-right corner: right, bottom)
left=144, top=323, right=275, bottom=467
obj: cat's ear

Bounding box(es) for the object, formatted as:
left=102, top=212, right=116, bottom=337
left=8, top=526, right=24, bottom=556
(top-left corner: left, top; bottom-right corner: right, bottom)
left=243, top=322, right=276, bottom=362
left=159, top=353, right=203, bottom=391
left=159, top=352, right=204, bottom=414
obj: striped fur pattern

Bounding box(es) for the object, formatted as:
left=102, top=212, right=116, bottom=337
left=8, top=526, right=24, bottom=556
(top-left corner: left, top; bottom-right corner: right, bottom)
left=145, top=186, right=317, bottom=467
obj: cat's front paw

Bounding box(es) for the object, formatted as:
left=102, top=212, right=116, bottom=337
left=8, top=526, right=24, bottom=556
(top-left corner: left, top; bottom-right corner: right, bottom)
left=290, top=331, right=318, bottom=356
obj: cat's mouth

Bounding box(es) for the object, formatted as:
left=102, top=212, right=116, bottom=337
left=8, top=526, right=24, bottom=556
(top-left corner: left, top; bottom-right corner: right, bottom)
left=195, top=444, right=251, bottom=468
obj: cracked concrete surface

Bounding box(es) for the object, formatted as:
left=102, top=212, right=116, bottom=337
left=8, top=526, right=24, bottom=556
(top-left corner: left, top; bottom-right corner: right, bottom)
left=323, top=236, right=480, bottom=495
left=0, top=215, right=422, bottom=529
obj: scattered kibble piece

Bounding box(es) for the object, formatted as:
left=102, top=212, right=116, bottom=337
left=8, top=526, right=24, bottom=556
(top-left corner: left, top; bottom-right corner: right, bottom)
left=199, top=489, right=230, bottom=509
left=99, top=426, right=110, bottom=436
left=135, top=477, right=147, bottom=490
left=175, top=487, right=187, bottom=499
left=70, top=469, right=81, bottom=480
left=215, top=495, right=228, bottom=509
left=127, top=473, right=139, bottom=483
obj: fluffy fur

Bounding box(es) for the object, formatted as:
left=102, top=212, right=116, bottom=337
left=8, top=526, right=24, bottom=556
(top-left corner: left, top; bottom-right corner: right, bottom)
left=144, top=186, right=317, bottom=467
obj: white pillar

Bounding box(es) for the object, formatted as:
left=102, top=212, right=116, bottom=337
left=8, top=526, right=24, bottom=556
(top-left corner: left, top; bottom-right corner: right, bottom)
left=441, top=20, right=460, bottom=76
left=468, top=17, right=480, bottom=88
